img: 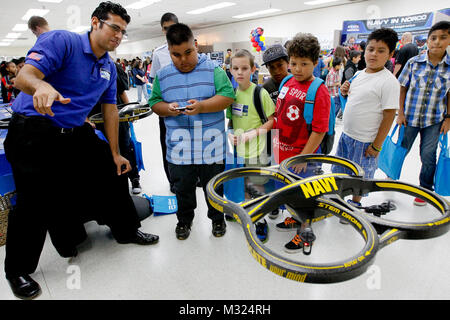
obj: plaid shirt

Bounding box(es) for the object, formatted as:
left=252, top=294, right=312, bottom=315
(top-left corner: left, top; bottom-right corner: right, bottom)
left=325, top=68, right=340, bottom=97
left=398, top=51, right=450, bottom=128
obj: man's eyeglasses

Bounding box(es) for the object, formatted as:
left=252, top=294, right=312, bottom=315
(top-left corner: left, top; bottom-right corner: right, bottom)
left=100, top=19, right=128, bottom=38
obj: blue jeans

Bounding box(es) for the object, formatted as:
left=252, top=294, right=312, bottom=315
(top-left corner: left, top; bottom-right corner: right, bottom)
left=401, top=122, right=441, bottom=190
left=137, top=84, right=148, bottom=102
left=333, top=95, right=341, bottom=117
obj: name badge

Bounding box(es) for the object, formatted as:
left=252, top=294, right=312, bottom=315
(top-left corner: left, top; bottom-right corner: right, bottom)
left=100, top=68, right=111, bottom=81
left=278, top=86, right=289, bottom=99
left=231, top=103, right=248, bottom=117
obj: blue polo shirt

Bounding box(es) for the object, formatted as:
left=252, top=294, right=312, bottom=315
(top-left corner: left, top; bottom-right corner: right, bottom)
left=12, top=30, right=117, bottom=128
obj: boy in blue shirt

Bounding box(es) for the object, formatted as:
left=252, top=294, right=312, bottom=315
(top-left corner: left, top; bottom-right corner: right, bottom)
left=149, top=23, right=235, bottom=240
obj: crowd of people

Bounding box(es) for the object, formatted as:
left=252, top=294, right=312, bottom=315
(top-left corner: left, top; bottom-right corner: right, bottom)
left=0, top=0, right=448, bottom=300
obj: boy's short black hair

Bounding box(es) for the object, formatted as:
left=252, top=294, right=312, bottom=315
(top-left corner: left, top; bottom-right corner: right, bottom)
left=287, top=33, right=320, bottom=63
left=367, top=28, right=398, bottom=53
left=231, top=49, right=255, bottom=68
left=160, top=12, right=178, bottom=26
left=166, top=23, right=194, bottom=47
left=332, top=57, right=342, bottom=68
left=349, top=50, right=361, bottom=60
left=91, top=1, right=130, bottom=24
left=428, top=21, right=450, bottom=38
left=27, top=16, right=48, bottom=31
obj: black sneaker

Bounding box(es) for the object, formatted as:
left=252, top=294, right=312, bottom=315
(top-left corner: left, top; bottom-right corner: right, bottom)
left=284, top=234, right=304, bottom=253
left=276, top=217, right=301, bottom=231
left=255, top=219, right=268, bottom=243
left=212, top=220, right=226, bottom=237
left=268, top=208, right=279, bottom=219
left=175, top=222, right=191, bottom=240
left=131, top=178, right=142, bottom=194
left=245, top=182, right=265, bottom=199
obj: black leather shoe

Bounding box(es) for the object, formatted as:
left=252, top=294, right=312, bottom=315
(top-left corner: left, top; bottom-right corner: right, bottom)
left=116, top=230, right=159, bottom=245
left=212, top=220, right=226, bottom=237
left=6, top=275, right=41, bottom=300
left=175, top=222, right=191, bottom=240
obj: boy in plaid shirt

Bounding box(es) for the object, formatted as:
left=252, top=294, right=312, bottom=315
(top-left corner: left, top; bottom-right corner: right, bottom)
left=325, top=57, right=342, bottom=117
left=397, top=21, right=450, bottom=206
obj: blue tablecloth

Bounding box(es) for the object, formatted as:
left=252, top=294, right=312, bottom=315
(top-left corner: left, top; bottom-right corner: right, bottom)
left=0, top=104, right=15, bottom=197
left=0, top=129, right=15, bottom=196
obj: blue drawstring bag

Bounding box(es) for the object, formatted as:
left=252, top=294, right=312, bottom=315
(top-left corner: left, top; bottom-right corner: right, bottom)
left=129, top=122, right=145, bottom=172
left=224, top=131, right=245, bottom=203
left=434, top=133, right=450, bottom=196
left=338, top=73, right=359, bottom=113
left=378, top=124, right=408, bottom=180
left=95, top=129, right=108, bottom=142
left=142, top=193, right=177, bottom=216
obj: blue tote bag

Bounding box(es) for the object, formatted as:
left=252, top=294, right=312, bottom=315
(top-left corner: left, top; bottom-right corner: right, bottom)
left=434, top=133, right=450, bottom=196
left=223, top=130, right=245, bottom=203
left=129, top=122, right=145, bottom=172
left=142, top=193, right=178, bottom=216
left=378, top=124, right=408, bottom=180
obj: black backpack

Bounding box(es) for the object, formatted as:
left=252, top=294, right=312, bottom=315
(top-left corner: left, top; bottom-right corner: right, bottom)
left=252, top=85, right=272, bottom=157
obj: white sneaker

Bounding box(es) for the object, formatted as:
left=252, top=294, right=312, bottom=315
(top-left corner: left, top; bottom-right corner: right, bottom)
left=131, top=179, right=142, bottom=194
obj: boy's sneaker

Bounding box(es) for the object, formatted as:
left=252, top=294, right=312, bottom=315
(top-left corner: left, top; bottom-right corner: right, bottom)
left=276, top=217, right=301, bottom=231
left=255, top=220, right=269, bottom=243
left=245, top=183, right=264, bottom=199
left=268, top=208, right=279, bottom=220
left=212, top=220, right=226, bottom=237
left=175, top=222, right=191, bottom=240
left=347, top=199, right=362, bottom=207
left=131, top=178, right=142, bottom=194
left=340, top=199, right=362, bottom=224
left=284, top=234, right=303, bottom=253
left=413, top=197, right=427, bottom=206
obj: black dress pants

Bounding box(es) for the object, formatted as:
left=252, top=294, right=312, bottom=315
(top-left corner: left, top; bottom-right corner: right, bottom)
left=3, top=114, right=141, bottom=277
left=96, top=121, right=140, bottom=182
left=168, top=162, right=225, bottom=225
left=159, top=116, right=172, bottom=187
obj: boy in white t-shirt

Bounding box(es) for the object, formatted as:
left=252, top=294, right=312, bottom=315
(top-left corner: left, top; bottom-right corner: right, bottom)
left=332, top=28, right=400, bottom=207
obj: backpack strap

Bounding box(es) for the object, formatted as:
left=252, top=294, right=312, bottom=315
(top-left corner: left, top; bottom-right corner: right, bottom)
left=278, top=74, right=293, bottom=92
left=253, top=85, right=267, bottom=124
left=303, top=78, right=325, bottom=130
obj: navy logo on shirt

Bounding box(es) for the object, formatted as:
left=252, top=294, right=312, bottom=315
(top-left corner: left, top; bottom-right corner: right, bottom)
left=100, top=68, right=111, bottom=81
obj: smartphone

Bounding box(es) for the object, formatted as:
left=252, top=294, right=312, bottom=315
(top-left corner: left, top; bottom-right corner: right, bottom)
left=176, top=106, right=187, bottom=111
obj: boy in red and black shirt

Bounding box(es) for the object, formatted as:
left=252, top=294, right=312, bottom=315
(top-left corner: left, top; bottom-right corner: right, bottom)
left=273, top=33, right=331, bottom=253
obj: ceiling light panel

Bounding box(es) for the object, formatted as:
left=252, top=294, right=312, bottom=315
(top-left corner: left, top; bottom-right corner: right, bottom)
left=232, top=8, right=281, bottom=19
left=187, top=2, right=236, bottom=15
left=125, top=0, right=161, bottom=10
left=12, top=24, right=29, bottom=32
left=6, top=33, right=22, bottom=39
left=304, top=0, right=340, bottom=5
left=22, top=9, right=50, bottom=21
left=38, top=0, right=64, bottom=3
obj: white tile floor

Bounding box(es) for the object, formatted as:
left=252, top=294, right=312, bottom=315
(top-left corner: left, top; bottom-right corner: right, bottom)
left=1, top=86, right=449, bottom=300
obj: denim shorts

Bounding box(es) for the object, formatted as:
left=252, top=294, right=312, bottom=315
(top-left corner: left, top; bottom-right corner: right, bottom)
left=331, top=132, right=378, bottom=179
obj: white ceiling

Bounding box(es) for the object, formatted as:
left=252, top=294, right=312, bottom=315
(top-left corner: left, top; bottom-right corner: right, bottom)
left=0, top=0, right=366, bottom=48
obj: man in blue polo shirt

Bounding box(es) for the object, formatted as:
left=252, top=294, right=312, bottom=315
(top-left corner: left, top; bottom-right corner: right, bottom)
left=4, top=2, right=158, bottom=300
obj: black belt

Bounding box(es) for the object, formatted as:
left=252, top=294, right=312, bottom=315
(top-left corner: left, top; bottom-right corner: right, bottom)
left=11, top=113, right=79, bottom=135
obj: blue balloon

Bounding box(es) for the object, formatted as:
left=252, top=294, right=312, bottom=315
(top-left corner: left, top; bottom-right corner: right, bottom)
left=258, top=41, right=264, bottom=46
left=261, top=46, right=266, bottom=51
